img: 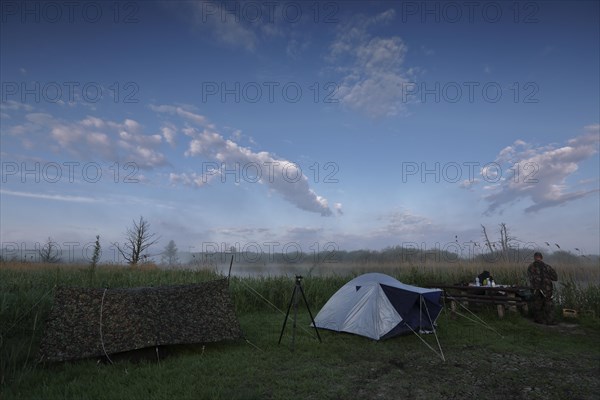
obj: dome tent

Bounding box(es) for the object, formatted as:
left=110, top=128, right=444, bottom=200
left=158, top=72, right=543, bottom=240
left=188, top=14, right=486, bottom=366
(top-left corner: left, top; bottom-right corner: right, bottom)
left=313, top=273, right=443, bottom=341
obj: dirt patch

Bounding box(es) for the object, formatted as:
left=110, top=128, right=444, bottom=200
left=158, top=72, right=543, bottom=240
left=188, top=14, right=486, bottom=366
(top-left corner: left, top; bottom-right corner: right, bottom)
left=349, top=346, right=599, bottom=400
left=525, top=320, right=588, bottom=335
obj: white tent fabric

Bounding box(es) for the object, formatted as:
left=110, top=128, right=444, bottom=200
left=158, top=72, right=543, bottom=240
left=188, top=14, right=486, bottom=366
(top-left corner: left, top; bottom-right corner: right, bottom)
left=313, top=273, right=443, bottom=340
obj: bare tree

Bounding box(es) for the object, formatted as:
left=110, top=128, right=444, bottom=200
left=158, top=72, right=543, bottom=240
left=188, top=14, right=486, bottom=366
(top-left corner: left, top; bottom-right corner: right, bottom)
left=39, top=237, right=61, bottom=263
left=481, top=224, right=494, bottom=255
left=161, top=240, right=179, bottom=267
left=499, top=222, right=513, bottom=261
left=113, top=217, right=160, bottom=266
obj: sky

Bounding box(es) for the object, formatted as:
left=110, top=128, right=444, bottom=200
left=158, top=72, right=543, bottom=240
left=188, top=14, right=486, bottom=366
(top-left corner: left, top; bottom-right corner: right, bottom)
left=1, top=0, right=599, bottom=263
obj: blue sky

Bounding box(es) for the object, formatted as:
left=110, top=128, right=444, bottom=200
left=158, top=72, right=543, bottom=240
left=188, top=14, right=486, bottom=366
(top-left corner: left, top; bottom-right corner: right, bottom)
left=1, top=0, right=599, bottom=262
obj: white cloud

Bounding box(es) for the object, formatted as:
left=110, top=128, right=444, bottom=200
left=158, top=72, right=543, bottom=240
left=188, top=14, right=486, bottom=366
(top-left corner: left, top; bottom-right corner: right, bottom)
left=334, top=202, right=343, bottom=215
left=123, top=119, right=142, bottom=133
left=4, top=113, right=168, bottom=168
left=584, top=123, right=600, bottom=133
left=483, top=128, right=600, bottom=214
left=459, top=178, right=480, bottom=190
left=87, top=132, right=110, bottom=146
left=375, top=209, right=434, bottom=236
left=81, top=116, right=105, bottom=128
left=149, top=104, right=211, bottom=127
left=169, top=172, right=209, bottom=187
left=0, top=189, right=99, bottom=203
left=326, top=208, right=441, bottom=249
left=328, top=9, right=415, bottom=118
left=161, top=124, right=177, bottom=146
left=0, top=100, right=34, bottom=112
left=177, top=128, right=336, bottom=216
left=168, top=1, right=258, bottom=51
left=51, top=123, right=83, bottom=147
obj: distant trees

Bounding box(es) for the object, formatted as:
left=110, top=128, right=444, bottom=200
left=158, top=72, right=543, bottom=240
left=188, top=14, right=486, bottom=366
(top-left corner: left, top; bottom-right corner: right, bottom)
left=161, top=240, right=179, bottom=267
left=39, top=237, right=61, bottom=263
left=113, top=216, right=160, bottom=266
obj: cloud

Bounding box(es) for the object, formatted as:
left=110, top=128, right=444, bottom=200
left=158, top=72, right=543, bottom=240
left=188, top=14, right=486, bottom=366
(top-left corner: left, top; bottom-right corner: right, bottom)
left=161, top=124, right=177, bottom=146
left=171, top=1, right=258, bottom=51
left=375, top=209, right=434, bottom=236
left=4, top=113, right=168, bottom=168
left=210, top=226, right=272, bottom=238
left=174, top=127, right=336, bottom=216
left=149, top=104, right=211, bottom=127
left=286, top=29, right=312, bottom=59
left=0, top=100, right=34, bottom=112
left=334, top=202, right=343, bottom=215
left=483, top=128, right=600, bottom=214
left=459, top=178, right=480, bottom=190
left=584, top=123, right=599, bottom=133
left=325, top=208, right=441, bottom=250
left=421, top=45, right=434, bottom=56
left=169, top=171, right=208, bottom=187
left=328, top=9, right=415, bottom=118
left=0, top=189, right=99, bottom=203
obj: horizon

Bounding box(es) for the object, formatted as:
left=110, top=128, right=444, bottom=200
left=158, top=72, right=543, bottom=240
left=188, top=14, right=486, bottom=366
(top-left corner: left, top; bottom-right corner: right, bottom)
left=2, top=238, right=598, bottom=266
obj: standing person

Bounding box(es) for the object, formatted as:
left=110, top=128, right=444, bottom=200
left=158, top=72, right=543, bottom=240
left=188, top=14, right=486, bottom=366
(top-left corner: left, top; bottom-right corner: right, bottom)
left=527, top=252, right=558, bottom=324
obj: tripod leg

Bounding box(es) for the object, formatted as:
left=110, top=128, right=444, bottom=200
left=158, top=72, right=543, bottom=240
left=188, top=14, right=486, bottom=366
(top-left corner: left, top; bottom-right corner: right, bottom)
left=292, top=284, right=299, bottom=351
left=278, top=285, right=297, bottom=344
left=299, top=284, right=322, bottom=343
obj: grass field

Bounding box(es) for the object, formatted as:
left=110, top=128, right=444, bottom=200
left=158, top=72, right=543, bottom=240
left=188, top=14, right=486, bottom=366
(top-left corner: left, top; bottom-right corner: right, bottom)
left=1, top=262, right=599, bottom=399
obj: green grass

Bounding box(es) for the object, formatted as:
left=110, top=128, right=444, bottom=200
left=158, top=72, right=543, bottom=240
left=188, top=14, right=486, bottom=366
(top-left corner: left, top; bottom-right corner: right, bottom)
left=3, top=312, right=599, bottom=400
left=1, top=263, right=599, bottom=399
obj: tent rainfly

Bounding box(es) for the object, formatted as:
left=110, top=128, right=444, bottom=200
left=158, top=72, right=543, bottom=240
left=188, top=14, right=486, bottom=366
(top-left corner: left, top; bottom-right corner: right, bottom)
left=313, top=273, right=443, bottom=341
left=38, top=279, right=242, bottom=362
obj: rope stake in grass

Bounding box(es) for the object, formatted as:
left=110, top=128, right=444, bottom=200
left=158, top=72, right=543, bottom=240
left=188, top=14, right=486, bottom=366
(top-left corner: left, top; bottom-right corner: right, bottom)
left=5, top=285, right=56, bottom=337
left=245, top=339, right=264, bottom=352
left=238, top=279, right=316, bottom=337
left=99, top=288, right=114, bottom=365
left=422, top=295, right=445, bottom=362
left=403, top=322, right=445, bottom=362
left=445, top=294, right=504, bottom=338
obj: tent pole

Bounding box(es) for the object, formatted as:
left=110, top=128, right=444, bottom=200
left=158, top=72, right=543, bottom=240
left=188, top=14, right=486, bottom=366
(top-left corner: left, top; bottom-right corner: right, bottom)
left=419, top=295, right=423, bottom=329
left=227, top=255, right=234, bottom=284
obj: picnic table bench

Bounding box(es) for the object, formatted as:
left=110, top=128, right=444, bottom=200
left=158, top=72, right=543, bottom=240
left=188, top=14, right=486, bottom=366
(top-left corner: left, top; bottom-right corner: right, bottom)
left=426, top=285, right=533, bottom=318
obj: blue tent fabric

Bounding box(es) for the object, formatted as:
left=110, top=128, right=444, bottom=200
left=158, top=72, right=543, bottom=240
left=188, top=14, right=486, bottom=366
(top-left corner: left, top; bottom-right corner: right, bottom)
left=313, top=273, right=443, bottom=340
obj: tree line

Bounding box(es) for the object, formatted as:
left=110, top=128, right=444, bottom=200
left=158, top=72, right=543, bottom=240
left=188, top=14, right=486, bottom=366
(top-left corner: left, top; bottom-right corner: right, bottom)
left=2, top=219, right=596, bottom=267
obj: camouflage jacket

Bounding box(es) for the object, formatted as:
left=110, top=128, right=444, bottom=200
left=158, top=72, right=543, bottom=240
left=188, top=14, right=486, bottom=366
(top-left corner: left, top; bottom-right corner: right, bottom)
left=527, top=260, right=558, bottom=293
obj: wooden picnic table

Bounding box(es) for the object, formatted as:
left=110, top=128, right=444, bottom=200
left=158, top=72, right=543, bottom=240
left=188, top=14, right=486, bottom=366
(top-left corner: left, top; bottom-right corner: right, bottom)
left=426, top=284, right=533, bottom=318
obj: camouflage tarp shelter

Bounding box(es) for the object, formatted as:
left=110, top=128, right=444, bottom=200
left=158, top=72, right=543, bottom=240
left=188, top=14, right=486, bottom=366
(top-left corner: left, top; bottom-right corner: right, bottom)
left=38, top=279, right=242, bottom=362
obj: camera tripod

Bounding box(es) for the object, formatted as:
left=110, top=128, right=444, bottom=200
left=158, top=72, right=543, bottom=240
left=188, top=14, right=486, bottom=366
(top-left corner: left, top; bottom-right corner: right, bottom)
left=278, top=275, right=322, bottom=351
